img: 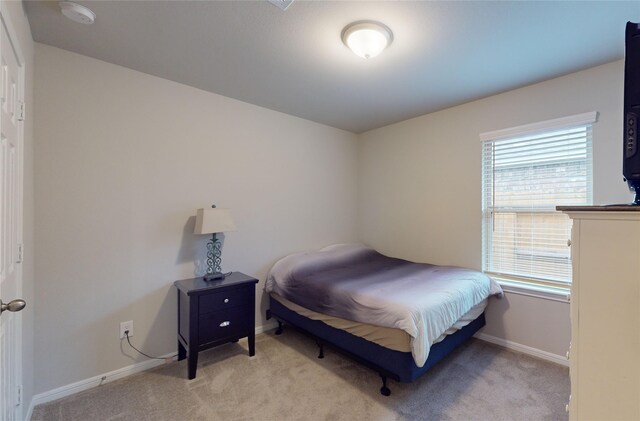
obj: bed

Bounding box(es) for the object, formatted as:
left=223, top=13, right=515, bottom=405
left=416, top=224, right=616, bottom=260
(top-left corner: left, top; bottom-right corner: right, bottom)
left=265, top=244, right=502, bottom=396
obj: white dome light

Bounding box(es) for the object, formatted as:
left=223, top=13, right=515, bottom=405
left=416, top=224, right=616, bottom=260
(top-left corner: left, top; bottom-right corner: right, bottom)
left=59, top=2, right=96, bottom=25
left=342, top=21, right=393, bottom=59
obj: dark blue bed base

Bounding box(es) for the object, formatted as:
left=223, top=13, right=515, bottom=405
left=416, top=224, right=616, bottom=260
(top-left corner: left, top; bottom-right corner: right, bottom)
left=267, top=296, right=486, bottom=396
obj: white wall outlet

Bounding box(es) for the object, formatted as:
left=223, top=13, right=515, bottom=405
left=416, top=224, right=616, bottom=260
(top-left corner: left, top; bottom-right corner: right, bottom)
left=119, top=320, right=133, bottom=339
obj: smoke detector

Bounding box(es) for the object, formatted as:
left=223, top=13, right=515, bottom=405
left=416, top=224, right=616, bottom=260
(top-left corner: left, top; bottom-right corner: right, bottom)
left=59, top=2, right=95, bottom=25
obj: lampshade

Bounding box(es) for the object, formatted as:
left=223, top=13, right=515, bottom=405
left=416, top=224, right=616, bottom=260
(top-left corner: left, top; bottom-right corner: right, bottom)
left=342, top=21, right=393, bottom=59
left=194, top=208, right=237, bottom=235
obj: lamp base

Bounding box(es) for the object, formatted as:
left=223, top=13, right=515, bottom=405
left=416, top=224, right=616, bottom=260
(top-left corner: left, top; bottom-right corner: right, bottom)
left=206, top=233, right=224, bottom=274
left=203, top=272, right=225, bottom=281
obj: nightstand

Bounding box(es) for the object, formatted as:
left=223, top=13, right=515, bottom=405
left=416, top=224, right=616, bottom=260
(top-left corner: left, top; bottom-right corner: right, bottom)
left=174, top=272, right=259, bottom=379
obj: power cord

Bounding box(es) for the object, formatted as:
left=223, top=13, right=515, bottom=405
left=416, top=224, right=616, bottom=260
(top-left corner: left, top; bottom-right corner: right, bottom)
left=124, top=330, right=165, bottom=360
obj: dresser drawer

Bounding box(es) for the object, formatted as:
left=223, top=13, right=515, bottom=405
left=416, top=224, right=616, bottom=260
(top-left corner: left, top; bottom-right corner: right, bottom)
left=199, top=286, right=250, bottom=312
left=199, top=307, right=250, bottom=344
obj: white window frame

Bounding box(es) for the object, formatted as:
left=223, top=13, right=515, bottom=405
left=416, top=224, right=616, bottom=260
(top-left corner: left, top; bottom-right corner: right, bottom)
left=480, top=112, right=597, bottom=301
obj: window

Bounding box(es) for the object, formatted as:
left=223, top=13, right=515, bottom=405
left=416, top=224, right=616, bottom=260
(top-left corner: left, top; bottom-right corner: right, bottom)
left=481, top=112, right=595, bottom=291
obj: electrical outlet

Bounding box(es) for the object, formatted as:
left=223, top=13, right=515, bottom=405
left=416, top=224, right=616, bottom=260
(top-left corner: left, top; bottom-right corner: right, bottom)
left=119, top=320, right=133, bottom=339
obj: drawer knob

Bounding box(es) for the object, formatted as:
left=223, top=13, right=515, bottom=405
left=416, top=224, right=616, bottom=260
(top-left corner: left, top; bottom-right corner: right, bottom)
left=224, top=298, right=229, bottom=303
left=219, top=321, right=230, bottom=327
left=566, top=351, right=570, bottom=360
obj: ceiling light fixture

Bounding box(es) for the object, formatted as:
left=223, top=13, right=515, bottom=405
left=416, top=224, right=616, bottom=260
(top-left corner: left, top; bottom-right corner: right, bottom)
left=59, top=1, right=96, bottom=25
left=341, top=21, right=393, bottom=59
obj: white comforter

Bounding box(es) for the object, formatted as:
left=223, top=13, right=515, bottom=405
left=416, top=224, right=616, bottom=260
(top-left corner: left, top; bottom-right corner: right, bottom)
left=266, top=244, right=503, bottom=367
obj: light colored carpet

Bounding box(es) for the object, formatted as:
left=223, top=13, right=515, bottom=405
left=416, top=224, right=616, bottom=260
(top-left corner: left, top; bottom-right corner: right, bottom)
left=32, top=329, right=569, bottom=421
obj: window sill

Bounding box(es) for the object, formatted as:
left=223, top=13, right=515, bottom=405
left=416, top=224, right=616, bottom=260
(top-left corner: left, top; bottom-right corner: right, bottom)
left=492, top=277, right=571, bottom=303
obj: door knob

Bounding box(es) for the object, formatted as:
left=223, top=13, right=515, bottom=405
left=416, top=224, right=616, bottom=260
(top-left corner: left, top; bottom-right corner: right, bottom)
left=0, top=299, right=26, bottom=315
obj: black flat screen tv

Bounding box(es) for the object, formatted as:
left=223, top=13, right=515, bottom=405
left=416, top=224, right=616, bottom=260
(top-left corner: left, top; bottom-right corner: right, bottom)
left=624, top=21, right=640, bottom=204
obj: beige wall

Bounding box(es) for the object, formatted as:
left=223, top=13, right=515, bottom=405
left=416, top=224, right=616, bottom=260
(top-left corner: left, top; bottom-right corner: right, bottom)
left=1, top=0, right=35, bottom=416
left=32, top=37, right=628, bottom=396
left=33, top=44, right=359, bottom=394
left=358, top=60, right=627, bottom=357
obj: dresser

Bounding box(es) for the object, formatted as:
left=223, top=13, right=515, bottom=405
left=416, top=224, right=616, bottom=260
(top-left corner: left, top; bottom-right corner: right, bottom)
left=558, top=206, right=640, bottom=421
left=174, top=272, right=259, bottom=379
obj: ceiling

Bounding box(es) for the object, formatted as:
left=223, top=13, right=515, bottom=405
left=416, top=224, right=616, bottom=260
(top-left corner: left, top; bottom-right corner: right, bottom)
left=23, top=0, right=640, bottom=133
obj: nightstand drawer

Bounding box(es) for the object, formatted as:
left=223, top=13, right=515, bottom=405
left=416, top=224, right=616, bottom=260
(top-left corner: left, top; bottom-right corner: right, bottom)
left=199, top=307, right=250, bottom=344
left=199, top=287, right=250, bottom=312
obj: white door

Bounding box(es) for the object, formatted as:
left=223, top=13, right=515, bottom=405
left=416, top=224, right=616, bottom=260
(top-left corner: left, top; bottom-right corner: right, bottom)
left=0, top=12, right=25, bottom=421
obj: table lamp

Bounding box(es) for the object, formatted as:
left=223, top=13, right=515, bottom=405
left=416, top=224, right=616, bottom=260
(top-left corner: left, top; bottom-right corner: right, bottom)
left=194, top=205, right=237, bottom=281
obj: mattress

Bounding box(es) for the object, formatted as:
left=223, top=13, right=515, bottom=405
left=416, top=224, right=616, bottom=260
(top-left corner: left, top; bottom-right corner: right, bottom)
left=270, top=292, right=488, bottom=353
left=266, top=244, right=501, bottom=366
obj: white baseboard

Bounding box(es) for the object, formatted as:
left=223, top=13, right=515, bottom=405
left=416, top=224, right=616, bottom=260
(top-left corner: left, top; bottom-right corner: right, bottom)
left=257, top=320, right=278, bottom=334
left=28, top=325, right=547, bottom=419
left=474, top=332, right=569, bottom=367
left=25, top=323, right=279, bottom=419
left=27, top=351, right=178, bottom=418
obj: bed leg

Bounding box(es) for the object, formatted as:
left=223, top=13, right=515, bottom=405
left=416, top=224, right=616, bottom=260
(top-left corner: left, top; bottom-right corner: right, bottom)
left=275, top=320, right=283, bottom=335
left=380, top=374, right=391, bottom=396
left=317, top=341, right=324, bottom=359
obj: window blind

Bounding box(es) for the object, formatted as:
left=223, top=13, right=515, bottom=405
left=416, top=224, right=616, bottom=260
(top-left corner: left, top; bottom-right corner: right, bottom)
left=481, top=118, right=593, bottom=287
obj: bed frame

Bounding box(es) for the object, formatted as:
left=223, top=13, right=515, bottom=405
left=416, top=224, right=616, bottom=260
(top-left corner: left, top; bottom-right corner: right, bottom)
left=266, top=295, right=486, bottom=396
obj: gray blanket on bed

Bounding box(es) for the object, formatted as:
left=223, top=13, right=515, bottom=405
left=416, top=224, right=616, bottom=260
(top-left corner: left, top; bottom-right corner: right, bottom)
left=265, top=244, right=502, bottom=367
